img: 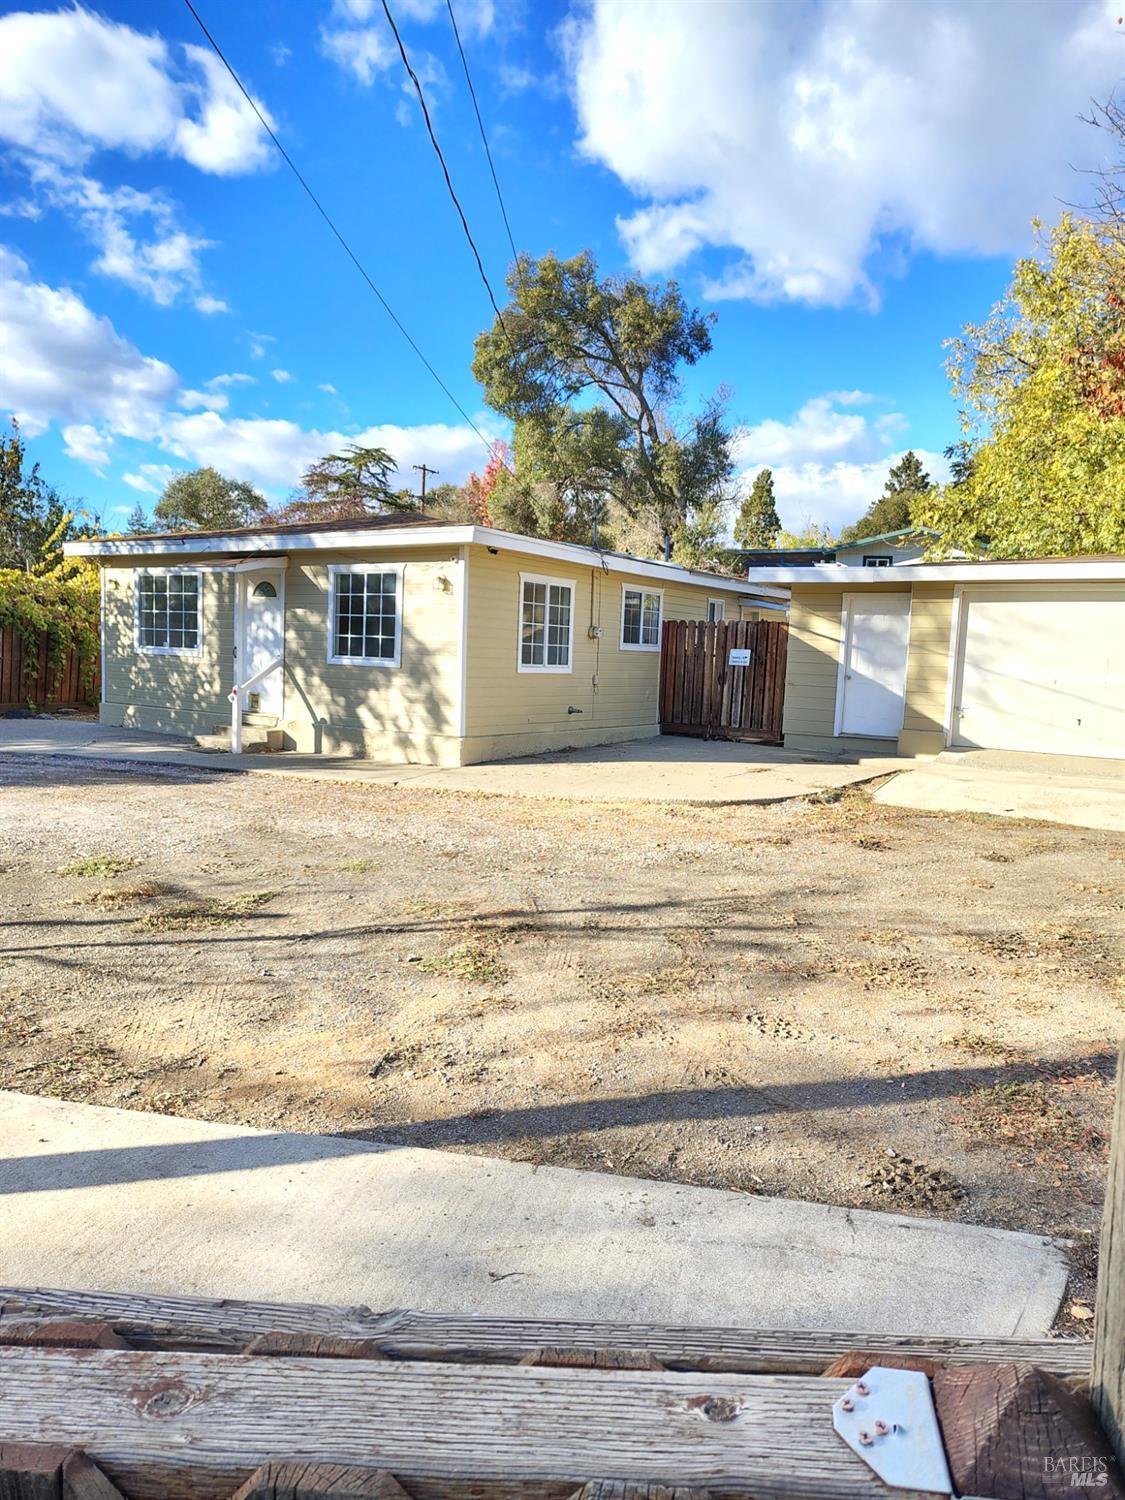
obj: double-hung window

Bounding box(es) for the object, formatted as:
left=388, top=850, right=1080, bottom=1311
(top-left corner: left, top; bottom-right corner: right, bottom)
left=328, top=564, right=402, bottom=667
left=621, top=585, right=662, bottom=651
left=136, top=570, right=201, bottom=655
left=519, top=573, right=574, bottom=672
left=706, top=599, right=726, bottom=623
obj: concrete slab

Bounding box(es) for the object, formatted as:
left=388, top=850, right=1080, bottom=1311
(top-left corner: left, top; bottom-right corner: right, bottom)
left=874, top=748, right=1125, bottom=833
left=0, top=718, right=909, bottom=804
left=0, top=1091, right=1068, bottom=1336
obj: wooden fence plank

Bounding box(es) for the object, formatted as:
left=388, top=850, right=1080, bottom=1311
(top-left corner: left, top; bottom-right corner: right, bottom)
left=0, top=1288, right=1093, bottom=1377
left=0, top=1347, right=944, bottom=1500
left=0, top=629, right=95, bottom=712
left=1095, top=1040, right=1125, bottom=1466
left=658, top=619, right=787, bottom=743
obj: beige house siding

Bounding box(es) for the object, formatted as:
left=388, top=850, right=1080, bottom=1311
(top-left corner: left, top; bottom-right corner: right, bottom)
left=101, top=561, right=234, bottom=736
left=280, top=545, right=462, bottom=762
left=461, top=544, right=749, bottom=762
left=899, top=584, right=955, bottom=756
left=782, top=581, right=949, bottom=755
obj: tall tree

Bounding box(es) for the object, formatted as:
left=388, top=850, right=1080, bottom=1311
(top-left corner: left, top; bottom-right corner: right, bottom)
left=155, top=467, right=268, bottom=532
left=472, top=250, right=733, bottom=558
left=918, top=215, right=1125, bottom=556
left=0, top=420, right=93, bottom=571
left=733, top=468, right=781, bottom=548
left=125, top=502, right=152, bottom=535
left=270, top=444, right=408, bottom=525
left=838, top=451, right=933, bottom=544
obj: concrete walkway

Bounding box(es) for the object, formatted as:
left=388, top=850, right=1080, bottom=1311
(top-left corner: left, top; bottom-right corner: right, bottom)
left=0, top=717, right=908, bottom=804
left=875, top=747, right=1125, bottom=833
left=0, top=1092, right=1067, bottom=1335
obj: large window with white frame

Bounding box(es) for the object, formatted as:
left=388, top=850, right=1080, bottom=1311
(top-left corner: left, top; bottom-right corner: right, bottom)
left=328, top=563, right=402, bottom=667
left=518, top=573, right=574, bottom=672
left=706, top=599, right=726, bottom=623
left=620, top=585, right=662, bottom=651
left=135, top=569, right=201, bottom=656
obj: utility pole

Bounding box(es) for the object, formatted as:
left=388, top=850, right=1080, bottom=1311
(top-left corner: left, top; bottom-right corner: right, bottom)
left=412, top=463, right=439, bottom=507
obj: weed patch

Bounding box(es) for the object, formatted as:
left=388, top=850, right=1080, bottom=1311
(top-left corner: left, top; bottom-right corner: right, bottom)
left=57, top=856, right=139, bottom=878
left=138, top=891, right=277, bottom=931
left=419, top=937, right=509, bottom=984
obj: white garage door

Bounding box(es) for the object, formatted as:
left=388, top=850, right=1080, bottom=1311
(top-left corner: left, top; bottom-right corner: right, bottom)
left=953, top=587, right=1125, bottom=759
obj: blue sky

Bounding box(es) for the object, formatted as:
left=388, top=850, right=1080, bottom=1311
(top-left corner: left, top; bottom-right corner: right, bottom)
left=0, top=0, right=1121, bottom=534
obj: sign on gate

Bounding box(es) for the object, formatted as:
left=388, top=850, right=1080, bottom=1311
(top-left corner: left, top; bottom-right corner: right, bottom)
left=659, top=617, right=788, bottom=744
left=728, top=648, right=752, bottom=667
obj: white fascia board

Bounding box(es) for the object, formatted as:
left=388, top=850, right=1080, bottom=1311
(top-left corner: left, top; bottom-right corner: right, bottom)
left=68, top=521, right=788, bottom=599
left=745, top=561, right=1125, bottom=585
left=64, top=524, right=478, bottom=559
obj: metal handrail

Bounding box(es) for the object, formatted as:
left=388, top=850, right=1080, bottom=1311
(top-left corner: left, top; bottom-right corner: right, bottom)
left=228, top=655, right=283, bottom=754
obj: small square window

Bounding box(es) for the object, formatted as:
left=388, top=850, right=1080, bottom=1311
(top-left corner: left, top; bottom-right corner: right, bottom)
left=328, top=567, right=401, bottom=667
left=136, top=571, right=201, bottom=655
left=621, top=586, right=662, bottom=650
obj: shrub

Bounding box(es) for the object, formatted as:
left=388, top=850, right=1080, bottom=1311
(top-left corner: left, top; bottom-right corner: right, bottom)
left=0, top=562, right=100, bottom=706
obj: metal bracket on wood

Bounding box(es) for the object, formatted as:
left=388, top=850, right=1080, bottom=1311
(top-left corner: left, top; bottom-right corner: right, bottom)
left=832, top=1366, right=953, bottom=1495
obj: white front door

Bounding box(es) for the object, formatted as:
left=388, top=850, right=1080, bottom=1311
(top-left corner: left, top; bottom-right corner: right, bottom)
left=242, top=572, right=285, bottom=717
left=838, top=594, right=911, bottom=738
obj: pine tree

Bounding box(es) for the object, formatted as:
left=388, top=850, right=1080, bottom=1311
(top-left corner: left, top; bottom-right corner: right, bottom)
left=733, top=468, right=781, bottom=548
left=126, top=503, right=151, bottom=535
left=838, top=451, right=932, bottom=544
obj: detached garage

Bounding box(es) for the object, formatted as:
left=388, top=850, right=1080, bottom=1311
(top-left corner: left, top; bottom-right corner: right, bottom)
left=742, top=558, right=1125, bottom=763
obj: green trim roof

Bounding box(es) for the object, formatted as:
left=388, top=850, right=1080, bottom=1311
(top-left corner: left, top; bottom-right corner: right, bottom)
left=834, top=525, right=940, bottom=551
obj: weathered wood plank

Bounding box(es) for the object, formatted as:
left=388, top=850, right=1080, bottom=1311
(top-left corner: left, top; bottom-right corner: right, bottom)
left=0, top=1347, right=940, bottom=1500
left=231, top=1462, right=409, bottom=1500
left=1096, top=1040, right=1125, bottom=1466
left=0, top=1447, right=124, bottom=1500
left=0, top=1322, right=128, bottom=1351
left=0, top=1288, right=1092, bottom=1376
left=242, top=1334, right=386, bottom=1360
left=568, top=1487, right=706, bottom=1499
left=517, top=1348, right=665, bottom=1371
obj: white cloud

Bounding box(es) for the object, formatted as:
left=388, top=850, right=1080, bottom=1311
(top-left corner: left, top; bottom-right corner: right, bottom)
left=123, top=464, right=176, bottom=496
left=321, top=0, right=486, bottom=88
left=22, top=160, right=215, bottom=308
left=0, top=7, right=273, bottom=175
left=180, top=389, right=230, bottom=413
left=62, top=422, right=112, bottom=472
left=564, top=0, right=1124, bottom=306
left=319, top=382, right=338, bottom=395
left=194, top=293, right=228, bottom=315
left=732, top=392, right=949, bottom=530
left=248, top=333, right=275, bottom=360
left=207, top=371, right=256, bottom=390
left=271, top=368, right=294, bottom=384
left=321, top=23, right=394, bottom=86
left=0, top=246, right=177, bottom=438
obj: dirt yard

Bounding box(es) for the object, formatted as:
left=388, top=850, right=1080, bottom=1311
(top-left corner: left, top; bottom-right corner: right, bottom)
left=1, top=753, right=1122, bottom=1322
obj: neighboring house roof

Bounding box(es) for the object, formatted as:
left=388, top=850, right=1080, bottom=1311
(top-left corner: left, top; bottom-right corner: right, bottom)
left=743, top=556, right=1125, bottom=585
left=65, top=519, right=788, bottom=601
left=833, top=526, right=939, bottom=551
left=735, top=546, right=835, bottom=567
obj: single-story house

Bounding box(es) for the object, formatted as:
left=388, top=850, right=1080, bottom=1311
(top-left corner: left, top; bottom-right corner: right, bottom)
left=735, top=526, right=941, bottom=570
left=742, top=557, right=1125, bottom=761
left=66, top=514, right=786, bottom=766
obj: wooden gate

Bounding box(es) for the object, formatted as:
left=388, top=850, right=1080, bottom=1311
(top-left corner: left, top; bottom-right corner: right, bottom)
left=660, top=618, right=787, bottom=743
left=0, top=625, right=97, bottom=712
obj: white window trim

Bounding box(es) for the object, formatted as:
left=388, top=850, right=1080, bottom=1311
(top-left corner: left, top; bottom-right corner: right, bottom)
left=517, top=571, right=576, bottom=674
left=862, top=555, right=893, bottom=568
left=327, top=561, right=403, bottom=668
left=134, top=566, right=203, bottom=658
left=706, top=598, right=726, bottom=622
left=620, top=584, right=664, bottom=652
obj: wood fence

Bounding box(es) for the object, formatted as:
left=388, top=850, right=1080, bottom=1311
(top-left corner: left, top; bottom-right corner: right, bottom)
left=0, top=625, right=97, bottom=712
left=660, top=617, right=787, bottom=743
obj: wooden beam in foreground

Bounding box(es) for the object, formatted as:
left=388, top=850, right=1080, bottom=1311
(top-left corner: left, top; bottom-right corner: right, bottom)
left=0, top=1286, right=1091, bottom=1377
left=0, top=1346, right=942, bottom=1500
left=1096, top=1039, right=1125, bottom=1466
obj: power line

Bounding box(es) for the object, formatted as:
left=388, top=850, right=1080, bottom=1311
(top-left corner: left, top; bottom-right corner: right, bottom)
left=445, top=0, right=518, bottom=268
left=380, top=0, right=509, bottom=333
left=180, top=0, right=497, bottom=461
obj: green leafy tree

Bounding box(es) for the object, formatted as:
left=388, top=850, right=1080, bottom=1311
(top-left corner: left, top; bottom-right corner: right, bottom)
left=472, top=250, right=733, bottom=558
left=838, top=452, right=932, bottom=544
left=774, top=521, right=836, bottom=548
left=155, top=467, right=268, bottom=532
left=918, top=215, right=1125, bottom=556
left=733, top=468, right=781, bottom=548
left=270, top=444, right=409, bottom=525
left=126, top=502, right=152, bottom=535
left=0, top=420, right=93, bottom=571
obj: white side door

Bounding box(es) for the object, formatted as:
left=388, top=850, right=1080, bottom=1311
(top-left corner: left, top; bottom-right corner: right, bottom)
left=837, top=593, right=911, bottom=738
left=242, top=572, right=285, bottom=717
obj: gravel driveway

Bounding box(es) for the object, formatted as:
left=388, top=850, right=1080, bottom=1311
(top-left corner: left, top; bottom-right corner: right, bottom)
left=1, top=751, right=1121, bottom=1321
